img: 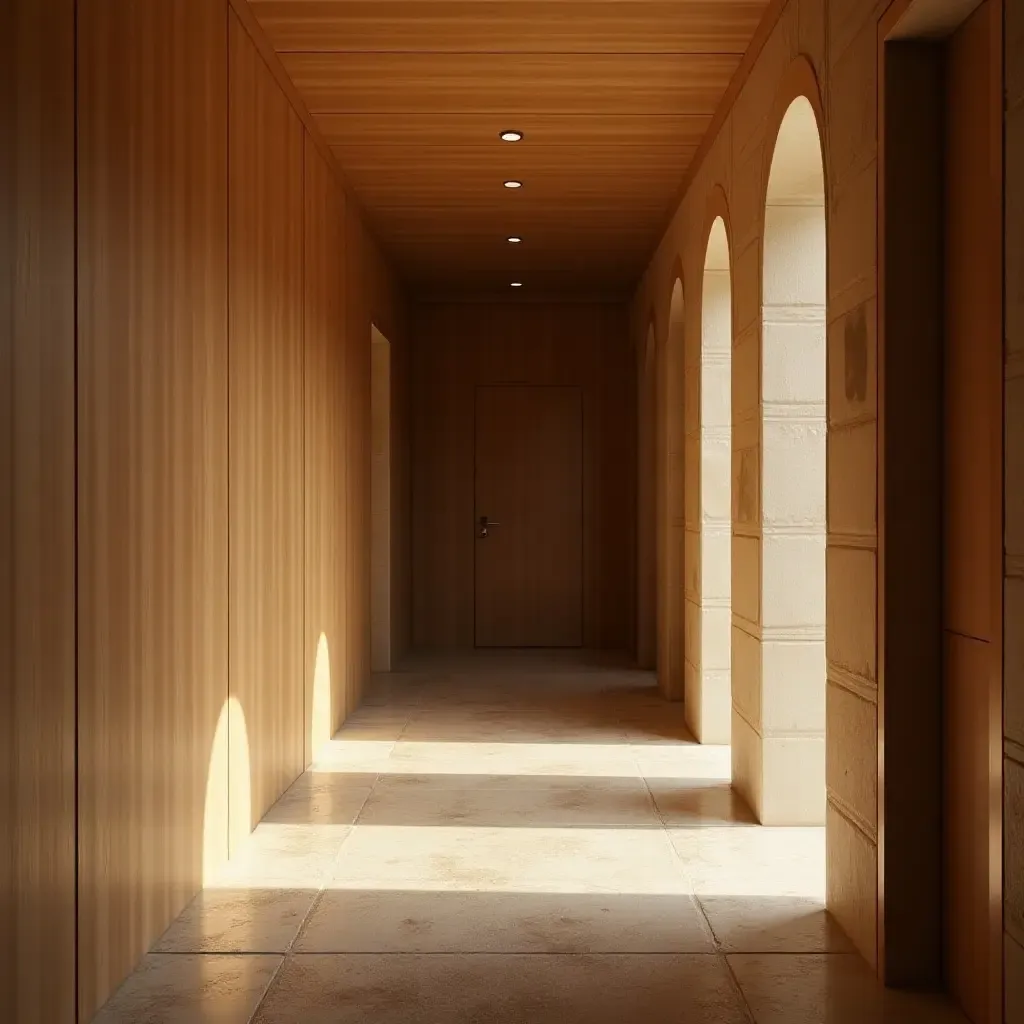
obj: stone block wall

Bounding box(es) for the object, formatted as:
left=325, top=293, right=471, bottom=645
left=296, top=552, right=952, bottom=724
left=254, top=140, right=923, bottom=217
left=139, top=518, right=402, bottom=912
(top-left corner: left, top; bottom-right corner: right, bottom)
left=631, top=0, right=887, bottom=968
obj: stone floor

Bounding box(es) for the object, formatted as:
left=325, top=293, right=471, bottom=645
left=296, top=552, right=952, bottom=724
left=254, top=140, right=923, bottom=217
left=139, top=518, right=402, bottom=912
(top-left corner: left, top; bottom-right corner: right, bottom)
left=93, top=651, right=966, bottom=1022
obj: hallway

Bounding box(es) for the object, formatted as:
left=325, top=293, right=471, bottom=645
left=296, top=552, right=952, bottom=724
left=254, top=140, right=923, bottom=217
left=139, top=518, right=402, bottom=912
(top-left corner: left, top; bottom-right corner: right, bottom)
left=95, top=656, right=963, bottom=1023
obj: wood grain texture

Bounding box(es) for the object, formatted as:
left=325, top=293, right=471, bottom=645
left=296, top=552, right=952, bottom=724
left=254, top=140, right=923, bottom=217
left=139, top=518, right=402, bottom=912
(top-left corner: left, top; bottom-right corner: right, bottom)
left=412, top=302, right=635, bottom=651
left=304, top=135, right=351, bottom=759
left=245, top=0, right=770, bottom=294
left=0, top=0, right=12, bottom=1004
left=475, top=386, right=585, bottom=647
left=77, top=0, right=230, bottom=1016
left=228, top=9, right=306, bottom=850
left=2, top=0, right=77, bottom=1019
left=250, top=1, right=768, bottom=54
left=943, top=4, right=1004, bottom=1019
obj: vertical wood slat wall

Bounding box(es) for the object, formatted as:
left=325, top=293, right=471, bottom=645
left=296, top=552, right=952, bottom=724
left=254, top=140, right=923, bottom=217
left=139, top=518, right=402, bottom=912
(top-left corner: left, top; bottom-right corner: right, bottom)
left=2, top=1, right=407, bottom=1020
left=411, top=302, right=636, bottom=653
left=2, top=0, right=78, bottom=1021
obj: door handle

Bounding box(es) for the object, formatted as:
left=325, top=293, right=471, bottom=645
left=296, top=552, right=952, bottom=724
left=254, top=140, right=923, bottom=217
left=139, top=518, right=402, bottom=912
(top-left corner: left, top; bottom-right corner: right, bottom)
left=478, top=515, right=501, bottom=538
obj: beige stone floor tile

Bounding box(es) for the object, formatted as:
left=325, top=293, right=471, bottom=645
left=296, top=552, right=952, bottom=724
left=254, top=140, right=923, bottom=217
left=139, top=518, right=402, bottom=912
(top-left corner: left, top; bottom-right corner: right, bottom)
left=371, top=770, right=646, bottom=794
left=217, top=822, right=351, bottom=887
left=355, top=780, right=662, bottom=828
left=669, top=826, right=826, bottom=897
left=153, top=887, right=319, bottom=953
left=396, top=724, right=630, bottom=745
left=387, top=740, right=643, bottom=778
left=647, top=780, right=758, bottom=826
left=635, top=744, right=732, bottom=781
left=295, top=889, right=715, bottom=953
left=261, top=773, right=374, bottom=825
left=251, top=953, right=750, bottom=1023
left=92, top=953, right=280, bottom=1023
left=328, top=824, right=692, bottom=893
left=698, top=895, right=855, bottom=953
left=727, top=953, right=968, bottom=1023
left=310, top=738, right=398, bottom=773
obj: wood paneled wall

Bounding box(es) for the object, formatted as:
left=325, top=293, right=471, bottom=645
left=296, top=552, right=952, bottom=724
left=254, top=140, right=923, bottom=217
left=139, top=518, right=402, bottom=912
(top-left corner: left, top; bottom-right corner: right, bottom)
left=0, top=3, right=412, bottom=1020
left=227, top=8, right=307, bottom=849
left=77, top=2, right=232, bottom=1013
left=411, top=302, right=635, bottom=652
left=2, top=0, right=78, bottom=1019
left=304, top=133, right=351, bottom=761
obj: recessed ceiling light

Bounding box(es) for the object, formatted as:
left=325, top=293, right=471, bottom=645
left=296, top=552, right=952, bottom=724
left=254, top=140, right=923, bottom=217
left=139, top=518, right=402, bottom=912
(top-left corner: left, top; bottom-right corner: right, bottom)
left=503, top=180, right=523, bottom=189
left=510, top=282, right=523, bottom=288
left=507, top=236, right=523, bottom=244
left=500, top=130, right=524, bottom=142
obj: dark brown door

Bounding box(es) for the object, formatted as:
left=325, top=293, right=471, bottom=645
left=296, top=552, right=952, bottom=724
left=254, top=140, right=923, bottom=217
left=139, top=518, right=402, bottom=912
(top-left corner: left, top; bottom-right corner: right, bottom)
left=943, top=2, right=1003, bottom=1020
left=474, top=385, right=583, bottom=647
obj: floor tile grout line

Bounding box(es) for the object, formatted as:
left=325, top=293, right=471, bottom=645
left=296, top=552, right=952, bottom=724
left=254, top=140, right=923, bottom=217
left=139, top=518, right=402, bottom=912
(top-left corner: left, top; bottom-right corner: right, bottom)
left=246, top=770, right=380, bottom=1020
left=723, top=953, right=759, bottom=1023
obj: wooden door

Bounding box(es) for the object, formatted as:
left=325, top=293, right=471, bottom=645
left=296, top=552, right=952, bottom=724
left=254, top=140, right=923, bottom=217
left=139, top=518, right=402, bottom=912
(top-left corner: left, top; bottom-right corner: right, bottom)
left=474, top=385, right=583, bottom=647
left=943, top=2, right=1003, bottom=1020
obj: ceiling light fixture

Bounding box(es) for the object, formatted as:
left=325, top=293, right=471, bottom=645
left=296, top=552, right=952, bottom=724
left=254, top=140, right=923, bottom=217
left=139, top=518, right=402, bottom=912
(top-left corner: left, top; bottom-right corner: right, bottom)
left=507, top=236, right=523, bottom=244
left=500, top=130, right=524, bottom=142
left=503, top=180, right=523, bottom=189
left=510, top=281, right=523, bottom=288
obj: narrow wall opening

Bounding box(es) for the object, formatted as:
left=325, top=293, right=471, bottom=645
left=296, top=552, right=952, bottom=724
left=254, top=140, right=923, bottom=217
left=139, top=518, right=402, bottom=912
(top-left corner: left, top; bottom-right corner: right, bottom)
left=686, top=217, right=732, bottom=743
left=637, top=324, right=657, bottom=669
left=371, top=326, right=392, bottom=672
left=658, top=283, right=685, bottom=700
left=733, top=96, right=827, bottom=824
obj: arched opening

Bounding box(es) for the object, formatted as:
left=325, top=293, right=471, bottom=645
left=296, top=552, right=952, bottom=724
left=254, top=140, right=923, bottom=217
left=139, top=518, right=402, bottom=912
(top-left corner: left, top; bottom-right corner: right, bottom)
left=657, top=281, right=685, bottom=700
left=686, top=216, right=732, bottom=743
left=637, top=324, right=657, bottom=669
left=734, top=94, right=827, bottom=824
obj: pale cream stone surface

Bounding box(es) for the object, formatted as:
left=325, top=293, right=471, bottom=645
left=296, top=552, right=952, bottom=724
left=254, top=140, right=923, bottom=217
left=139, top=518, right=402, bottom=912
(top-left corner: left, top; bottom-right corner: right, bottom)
left=95, top=657, right=969, bottom=1020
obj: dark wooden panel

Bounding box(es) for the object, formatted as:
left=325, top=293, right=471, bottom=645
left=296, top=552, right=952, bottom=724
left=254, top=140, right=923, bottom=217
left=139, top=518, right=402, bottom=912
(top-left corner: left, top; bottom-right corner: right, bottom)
left=304, top=135, right=350, bottom=761
left=412, top=303, right=634, bottom=651
left=943, top=3, right=1004, bottom=1021
left=282, top=52, right=740, bottom=115
left=3, top=0, right=77, bottom=1019
left=250, top=0, right=768, bottom=54
left=879, top=37, right=944, bottom=989
left=228, top=9, right=306, bottom=850
left=475, top=386, right=584, bottom=647
left=77, top=0, right=230, bottom=1016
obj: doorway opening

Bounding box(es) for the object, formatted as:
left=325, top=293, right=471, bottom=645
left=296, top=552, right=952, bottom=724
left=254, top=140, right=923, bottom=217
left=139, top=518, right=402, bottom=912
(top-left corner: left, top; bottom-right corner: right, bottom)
left=371, top=325, right=392, bottom=672
left=473, top=385, right=584, bottom=648
left=658, top=282, right=685, bottom=699
left=733, top=94, right=827, bottom=824
left=686, top=216, right=732, bottom=744
left=880, top=0, right=1004, bottom=1009
left=637, top=325, right=657, bottom=669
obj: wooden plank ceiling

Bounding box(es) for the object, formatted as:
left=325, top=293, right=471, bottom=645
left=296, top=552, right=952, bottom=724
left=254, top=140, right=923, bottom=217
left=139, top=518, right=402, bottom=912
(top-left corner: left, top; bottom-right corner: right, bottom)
left=247, top=1, right=769, bottom=298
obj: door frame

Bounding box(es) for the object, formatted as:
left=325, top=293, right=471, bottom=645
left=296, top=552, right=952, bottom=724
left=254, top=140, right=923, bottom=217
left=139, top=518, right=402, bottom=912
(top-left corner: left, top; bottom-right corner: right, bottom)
left=472, top=383, right=585, bottom=649
left=877, top=0, right=1004, bottom=1003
